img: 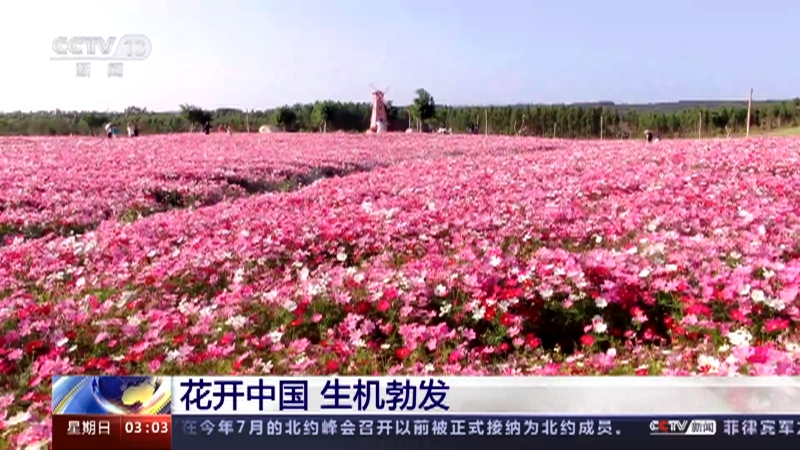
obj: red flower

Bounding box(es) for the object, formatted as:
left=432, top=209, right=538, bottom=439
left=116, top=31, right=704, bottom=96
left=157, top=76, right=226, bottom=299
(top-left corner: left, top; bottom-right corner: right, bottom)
left=383, top=288, right=399, bottom=301
left=580, top=334, right=595, bottom=347
left=765, top=318, right=789, bottom=333
left=325, top=360, right=339, bottom=373
left=524, top=334, right=541, bottom=349
left=729, top=309, right=747, bottom=321
left=746, top=347, right=769, bottom=364
left=500, top=313, right=515, bottom=327
left=24, top=339, right=46, bottom=355
left=395, top=347, right=411, bottom=360
left=354, top=302, right=371, bottom=315
left=448, top=350, right=462, bottom=363
left=376, top=299, right=391, bottom=313
left=483, top=305, right=497, bottom=321
left=219, top=332, right=236, bottom=346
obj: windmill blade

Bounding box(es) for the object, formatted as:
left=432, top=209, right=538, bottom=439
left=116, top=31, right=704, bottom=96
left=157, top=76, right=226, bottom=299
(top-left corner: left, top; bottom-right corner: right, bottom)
left=383, top=86, right=391, bottom=95
left=370, top=83, right=378, bottom=91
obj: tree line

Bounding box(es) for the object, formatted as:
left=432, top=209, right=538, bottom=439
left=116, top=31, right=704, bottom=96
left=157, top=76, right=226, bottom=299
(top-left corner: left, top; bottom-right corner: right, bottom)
left=1, top=90, right=799, bottom=138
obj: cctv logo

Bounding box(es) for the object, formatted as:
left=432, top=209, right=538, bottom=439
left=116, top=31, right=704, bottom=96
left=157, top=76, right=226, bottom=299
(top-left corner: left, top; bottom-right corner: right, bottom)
left=51, top=35, right=152, bottom=61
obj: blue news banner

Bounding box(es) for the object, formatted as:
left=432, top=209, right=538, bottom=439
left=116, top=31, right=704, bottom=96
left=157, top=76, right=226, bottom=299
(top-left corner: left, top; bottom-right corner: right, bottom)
left=172, top=377, right=800, bottom=450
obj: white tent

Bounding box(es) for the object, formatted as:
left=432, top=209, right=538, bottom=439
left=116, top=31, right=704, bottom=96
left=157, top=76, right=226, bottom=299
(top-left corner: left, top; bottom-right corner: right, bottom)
left=258, top=125, right=280, bottom=133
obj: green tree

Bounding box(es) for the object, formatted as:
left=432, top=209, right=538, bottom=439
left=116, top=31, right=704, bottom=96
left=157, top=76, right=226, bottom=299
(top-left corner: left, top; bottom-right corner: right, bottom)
left=80, top=113, right=109, bottom=136
left=311, top=101, right=334, bottom=132
left=179, top=104, right=212, bottom=131
left=272, top=107, right=297, bottom=132
left=409, top=88, right=436, bottom=131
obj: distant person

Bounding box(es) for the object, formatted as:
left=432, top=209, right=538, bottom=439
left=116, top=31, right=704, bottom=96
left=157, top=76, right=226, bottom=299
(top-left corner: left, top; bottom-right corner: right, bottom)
left=203, top=122, right=211, bottom=135
left=127, top=122, right=135, bottom=137
left=105, top=123, right=114, bottom=139
left=133, top=123, right=139, bottom=137
left=644, top=129, right=654, bottom=143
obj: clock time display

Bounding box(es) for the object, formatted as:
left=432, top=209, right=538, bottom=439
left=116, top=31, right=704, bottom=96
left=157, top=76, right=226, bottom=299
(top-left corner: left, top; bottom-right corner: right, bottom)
left=124, top=418, right=170, bottom=434
left=120, top=415, right=172, bottom=450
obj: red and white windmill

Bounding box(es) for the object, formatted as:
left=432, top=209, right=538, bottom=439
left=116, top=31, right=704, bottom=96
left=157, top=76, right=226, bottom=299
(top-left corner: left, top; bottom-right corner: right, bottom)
left=368, top=84, right=390, bottom=133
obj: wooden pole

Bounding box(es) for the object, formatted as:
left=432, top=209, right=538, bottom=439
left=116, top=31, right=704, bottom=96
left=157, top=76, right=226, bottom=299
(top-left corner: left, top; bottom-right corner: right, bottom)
left=246, top=110, right=250, bottom=133
left=553, top=122, right=557, bottom=138
left=484, top=108, right=488, bottom=136
left=746, top=88, right=753, bottom=138
left=698, top=112, right=702, bottom=139
left=600, top=116, right=604, bottom=140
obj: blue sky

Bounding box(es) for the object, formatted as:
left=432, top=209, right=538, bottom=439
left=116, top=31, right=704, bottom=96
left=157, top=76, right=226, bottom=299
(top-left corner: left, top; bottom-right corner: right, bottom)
left=1, top=0, right=798, bottom=112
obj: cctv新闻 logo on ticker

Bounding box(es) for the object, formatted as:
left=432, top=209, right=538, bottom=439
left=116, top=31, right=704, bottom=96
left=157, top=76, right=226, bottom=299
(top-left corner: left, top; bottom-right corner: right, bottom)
left=50, top=35, right=152, bottom=61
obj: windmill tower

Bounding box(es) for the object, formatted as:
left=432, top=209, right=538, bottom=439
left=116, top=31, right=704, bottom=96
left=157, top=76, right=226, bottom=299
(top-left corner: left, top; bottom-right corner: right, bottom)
left=369, top=85, right=390, bottom=133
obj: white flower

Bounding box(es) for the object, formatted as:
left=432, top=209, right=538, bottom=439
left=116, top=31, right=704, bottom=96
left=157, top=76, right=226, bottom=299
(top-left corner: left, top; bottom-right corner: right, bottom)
left=591, top=315, right=607, bottom=334
left=697, top=354, right=721, bottom=372
left=739, top=284, right=751, bottom=296
left=336, top=251, right=347, bottom=262
left=232, top=268, right=245, bottom=285
left=726, top=329, right=753, bottom=348
left=606, top=348, right=617, bottom=357
left=268, top=330, right=283, bottom=343
left=434, top=284, right=447, bottom=296
left=439, top=303, right=452, bottom=316
left=595, top=297, right=608, bottom=309
left=165, top=349, right=181, bottom=362
left=665, top=264, right=678, bottom=272
left=472, top=306, right=486, bottom=321
left=751, top=289, right=765, bottom=303
left=282, top=299, right=297, bottom=312
left=638, top=268, right=651, bottom=278
left=489, top=256, right=502, bottom=267
left=4, top=411, right=31, bottom=427
left=765, top=297, right=786, bottom=311
left=353, top=273, right=365, bottom=284
left=225, top=315, right=247, bottom=330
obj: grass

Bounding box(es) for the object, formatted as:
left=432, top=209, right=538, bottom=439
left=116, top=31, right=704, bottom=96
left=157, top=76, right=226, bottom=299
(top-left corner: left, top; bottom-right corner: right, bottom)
left=763, top=126, right=800, bottom=136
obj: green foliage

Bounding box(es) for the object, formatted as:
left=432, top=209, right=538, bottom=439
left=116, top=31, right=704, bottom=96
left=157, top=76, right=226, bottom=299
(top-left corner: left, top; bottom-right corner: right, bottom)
left=80, top=113, right=109, bottom=135
left=311, top=101, right=334, bottom=132
left=408, top=88, right=436, bottom=130
left=1, top=95, right=799, bottom=137
left=179, top=104, right=213, bottom=130
left=271, top=107, right=297, bottom=131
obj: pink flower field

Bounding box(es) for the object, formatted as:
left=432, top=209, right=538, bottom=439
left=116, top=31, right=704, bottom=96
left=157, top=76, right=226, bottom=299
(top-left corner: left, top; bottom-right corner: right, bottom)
left=2, top=134, right=800, bottom=448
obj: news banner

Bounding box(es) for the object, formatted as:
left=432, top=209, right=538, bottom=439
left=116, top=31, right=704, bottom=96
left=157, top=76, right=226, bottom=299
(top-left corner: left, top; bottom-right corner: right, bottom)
left=53, top=376, right=800, bottom=450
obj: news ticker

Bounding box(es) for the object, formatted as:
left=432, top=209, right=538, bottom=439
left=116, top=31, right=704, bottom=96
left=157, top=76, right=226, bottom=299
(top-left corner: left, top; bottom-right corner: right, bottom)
left=52, top=375, right=800, bottom=450
left=52, top=375, right=800, bottom=415
left=53, top=415, right=800, bottom=450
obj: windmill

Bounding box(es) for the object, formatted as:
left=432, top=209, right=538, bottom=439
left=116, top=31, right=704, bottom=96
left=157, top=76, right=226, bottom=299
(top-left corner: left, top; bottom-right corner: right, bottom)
left=368, top=84, right=390, bottom=133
